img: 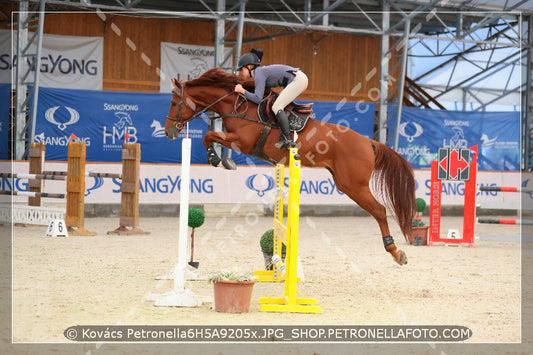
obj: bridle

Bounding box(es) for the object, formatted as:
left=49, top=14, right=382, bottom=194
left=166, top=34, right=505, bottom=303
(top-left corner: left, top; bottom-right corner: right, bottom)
left=166, top=83, right=238, bottom=131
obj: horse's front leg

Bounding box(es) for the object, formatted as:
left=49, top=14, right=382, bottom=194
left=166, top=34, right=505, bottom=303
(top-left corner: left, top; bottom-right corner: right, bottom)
left=204, top=131, right=241, bottom=170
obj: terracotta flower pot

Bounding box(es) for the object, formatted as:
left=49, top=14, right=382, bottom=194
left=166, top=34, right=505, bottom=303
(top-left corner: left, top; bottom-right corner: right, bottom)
left=213, top=279, right=256, bottom=313
left=408, top=226, right=429, bottom=246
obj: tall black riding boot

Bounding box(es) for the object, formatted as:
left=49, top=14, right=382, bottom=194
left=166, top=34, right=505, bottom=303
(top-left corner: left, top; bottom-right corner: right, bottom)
left=274, top=110, right=296, bottom=149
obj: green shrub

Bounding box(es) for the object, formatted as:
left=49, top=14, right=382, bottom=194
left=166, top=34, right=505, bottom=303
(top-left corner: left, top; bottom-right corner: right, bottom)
left=188, top=208, right=205, bottom=228
left=260, top=228, right=286, bottom=253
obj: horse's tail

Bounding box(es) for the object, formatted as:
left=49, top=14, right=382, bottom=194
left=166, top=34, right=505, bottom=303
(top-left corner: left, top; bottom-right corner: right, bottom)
left=372, top=141, right=416, bottom=240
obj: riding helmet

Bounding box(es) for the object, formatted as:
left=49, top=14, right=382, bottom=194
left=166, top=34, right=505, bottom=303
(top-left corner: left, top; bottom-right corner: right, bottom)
left=237, top=52, right=261, bottom=69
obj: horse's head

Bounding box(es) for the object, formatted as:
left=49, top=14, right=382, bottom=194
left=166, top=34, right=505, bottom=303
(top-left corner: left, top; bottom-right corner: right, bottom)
left=164, top=68, right=247, bottom=139
left=164, top=78, right=199, bottom=140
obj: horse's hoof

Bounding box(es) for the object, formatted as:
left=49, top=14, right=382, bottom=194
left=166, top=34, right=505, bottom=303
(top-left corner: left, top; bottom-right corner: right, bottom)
left=394, top=250, right=408, bottom=265
left=222, top=158, right=237, bottom=170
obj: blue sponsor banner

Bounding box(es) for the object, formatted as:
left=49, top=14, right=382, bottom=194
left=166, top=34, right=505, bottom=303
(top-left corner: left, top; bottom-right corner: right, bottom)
left=301, top=100, right=375, bottom=139
left=34, top=87, right=209, bottom=163
left=0, top=84, right=10, bottom=159
left=388, top=106, right=520, bottom=171
left=33, top=87, right=376, bottom=164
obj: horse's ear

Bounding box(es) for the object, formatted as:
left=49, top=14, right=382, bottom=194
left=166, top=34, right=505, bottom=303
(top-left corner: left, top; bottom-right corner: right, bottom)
left=171, top=78, right=183, bottom=94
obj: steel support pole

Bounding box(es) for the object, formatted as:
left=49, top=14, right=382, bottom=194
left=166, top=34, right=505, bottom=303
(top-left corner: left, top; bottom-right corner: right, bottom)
left=377, top=1, right=390, bottom=143
left=525, top=14, right=533, bottom=170
left=29, top=0, right=45, bottom=146
left=393, top=19, right=410, bottom=151
left=14, top=1, right=29, bottom=159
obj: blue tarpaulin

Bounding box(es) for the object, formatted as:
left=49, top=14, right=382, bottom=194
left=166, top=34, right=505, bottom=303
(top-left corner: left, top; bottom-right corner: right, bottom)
left=18, top=86, right=520, bottom=171
left=0, top=84, right=10, bottom=159
left=388, top=106, right=520, bottom=171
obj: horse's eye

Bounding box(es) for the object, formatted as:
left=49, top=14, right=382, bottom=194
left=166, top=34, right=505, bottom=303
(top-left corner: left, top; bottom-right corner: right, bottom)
left=171, top=102, right=177, bottom=107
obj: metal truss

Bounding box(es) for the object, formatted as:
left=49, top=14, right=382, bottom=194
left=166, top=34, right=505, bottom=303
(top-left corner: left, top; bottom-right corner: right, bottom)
left=7, top=0, right=533, bottom=169
left=397, top=6, right=529, bottom=168
left=525, top=13, right=532, bottom=171
left=13, top=0, right=45, bottom=160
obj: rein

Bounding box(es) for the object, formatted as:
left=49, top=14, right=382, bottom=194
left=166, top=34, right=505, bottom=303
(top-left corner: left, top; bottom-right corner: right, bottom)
left=167, top=85, right=268, bottom=129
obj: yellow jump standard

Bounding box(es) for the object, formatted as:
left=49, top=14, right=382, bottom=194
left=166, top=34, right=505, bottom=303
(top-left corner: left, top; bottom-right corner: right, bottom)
left=255, top=148, right=322, bottom=314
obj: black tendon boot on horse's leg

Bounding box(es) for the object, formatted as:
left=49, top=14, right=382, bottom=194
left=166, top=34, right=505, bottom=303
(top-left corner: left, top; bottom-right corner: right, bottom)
left=206, top=145, right=221, bottom=167
left=383, top=236, right=408, bottom=265
left=274, top=110, right=297, bottom=149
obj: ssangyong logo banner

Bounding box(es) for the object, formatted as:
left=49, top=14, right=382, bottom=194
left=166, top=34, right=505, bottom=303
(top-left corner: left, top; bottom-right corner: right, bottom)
left=159, top=42, right=232, bottom=93
left=0, top=30, right=103, bottom=90
left=33, top=86, right=211, bottom=163
left=5, top=161, right=524, bottom=207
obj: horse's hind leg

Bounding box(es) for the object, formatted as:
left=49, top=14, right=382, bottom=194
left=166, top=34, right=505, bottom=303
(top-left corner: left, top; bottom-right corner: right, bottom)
left=337, top=182, right=407, bottom=266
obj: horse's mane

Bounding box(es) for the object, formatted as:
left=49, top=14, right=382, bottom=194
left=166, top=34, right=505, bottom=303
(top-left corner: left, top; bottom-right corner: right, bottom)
left=184, top=67, right=254, bottom=91
left=186, top=68, right=238, bottom=90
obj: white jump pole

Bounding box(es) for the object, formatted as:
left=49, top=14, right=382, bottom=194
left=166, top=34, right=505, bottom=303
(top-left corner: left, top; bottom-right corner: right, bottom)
left=150, top=127, right=210, bottom=307
left=171, top=136, right=191, bottom=295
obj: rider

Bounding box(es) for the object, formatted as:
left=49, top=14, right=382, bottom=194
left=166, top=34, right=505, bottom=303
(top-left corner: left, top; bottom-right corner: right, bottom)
left=234, top=49, right=308, bottom=149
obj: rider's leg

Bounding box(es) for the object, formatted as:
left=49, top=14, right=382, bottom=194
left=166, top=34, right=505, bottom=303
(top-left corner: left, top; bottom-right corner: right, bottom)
left=272, top=71, right=308, bottom=149
left=274, top=110, right=296, bottom=149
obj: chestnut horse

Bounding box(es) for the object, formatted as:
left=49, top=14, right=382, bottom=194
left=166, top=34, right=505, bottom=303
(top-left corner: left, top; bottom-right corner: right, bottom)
left=164, top=68, right=415, bottom=265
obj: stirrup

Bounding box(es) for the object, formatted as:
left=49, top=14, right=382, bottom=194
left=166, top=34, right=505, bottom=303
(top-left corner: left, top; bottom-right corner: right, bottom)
left=274, top=139, right=297, bottom=150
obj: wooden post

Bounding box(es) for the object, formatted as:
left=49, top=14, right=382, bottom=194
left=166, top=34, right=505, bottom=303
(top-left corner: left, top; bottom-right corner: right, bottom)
left=28, top=142, right=45, bottom=207
left=66, top=142, right=96, bottom=236
left=108, top=143, right=149, bottom=235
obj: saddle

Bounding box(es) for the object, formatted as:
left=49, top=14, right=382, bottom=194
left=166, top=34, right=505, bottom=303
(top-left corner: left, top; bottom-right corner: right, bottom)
left=257, top=92, right=315, bottom=132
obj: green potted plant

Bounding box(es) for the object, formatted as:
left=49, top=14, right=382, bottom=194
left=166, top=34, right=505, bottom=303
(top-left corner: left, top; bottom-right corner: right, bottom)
left=207, top=267, right=257, bottom=313
left=409, top=198, right=429, bottom=246
left=260, top=228, right=286, bottom=270
left=188, top=208, right=205, bottom=268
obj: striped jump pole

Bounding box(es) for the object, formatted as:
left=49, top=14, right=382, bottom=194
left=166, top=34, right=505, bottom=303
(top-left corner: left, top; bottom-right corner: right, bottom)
left=25, top=141, right=142, bottom=234
left=87, top=172, right=122, bottom=179
left=477, top=218, right=533, bottom=225
left=41, top=171, right=122, bottom=179
left=13, top=141, right=142, bottom=234
left=479, top=186, right=533, bottom=193
left=0, top=190, right=66, bottom=199
left=0, top=173, right=67, bottom=181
